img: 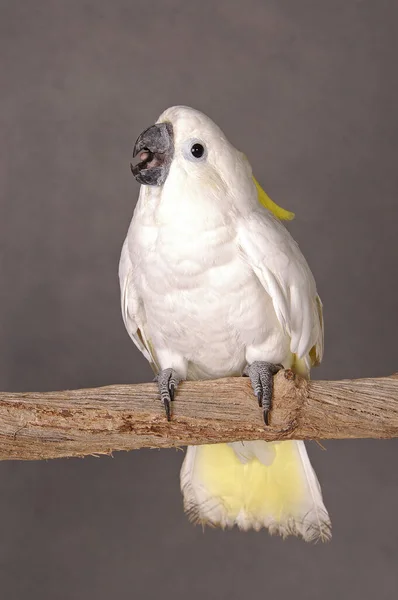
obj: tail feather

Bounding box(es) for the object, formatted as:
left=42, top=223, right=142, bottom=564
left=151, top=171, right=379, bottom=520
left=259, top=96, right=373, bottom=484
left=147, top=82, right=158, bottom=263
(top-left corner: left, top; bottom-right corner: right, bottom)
left=180, top=440, right=331, bottom=542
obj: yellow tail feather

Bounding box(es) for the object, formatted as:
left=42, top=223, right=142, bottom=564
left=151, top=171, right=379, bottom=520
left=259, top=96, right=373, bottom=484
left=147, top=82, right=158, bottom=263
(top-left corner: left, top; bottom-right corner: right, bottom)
left=180, top=440, right=331, bottom=541
left=196, top=442, right=304, bottom=521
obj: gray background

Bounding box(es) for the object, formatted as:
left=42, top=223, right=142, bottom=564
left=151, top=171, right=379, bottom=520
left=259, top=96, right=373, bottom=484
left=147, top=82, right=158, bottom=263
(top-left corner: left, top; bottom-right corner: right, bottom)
left=1, top=1, right=398, bottom=598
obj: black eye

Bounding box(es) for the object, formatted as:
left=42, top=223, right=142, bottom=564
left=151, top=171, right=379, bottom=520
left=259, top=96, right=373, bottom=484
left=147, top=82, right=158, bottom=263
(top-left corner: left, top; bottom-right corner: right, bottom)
left=191, top=143, right=205, bottom=159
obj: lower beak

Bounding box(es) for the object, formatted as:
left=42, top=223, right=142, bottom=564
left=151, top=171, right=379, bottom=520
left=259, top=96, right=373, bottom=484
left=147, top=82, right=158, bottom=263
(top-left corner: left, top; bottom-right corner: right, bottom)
left=131, top=122, right=174, bottom=186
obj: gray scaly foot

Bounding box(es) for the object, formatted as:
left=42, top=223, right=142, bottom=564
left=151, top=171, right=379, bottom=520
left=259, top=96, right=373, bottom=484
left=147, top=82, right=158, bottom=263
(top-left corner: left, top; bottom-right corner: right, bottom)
left=243, top=361, right=283, bottom=425
left=155, top=368, right=181, bottom=421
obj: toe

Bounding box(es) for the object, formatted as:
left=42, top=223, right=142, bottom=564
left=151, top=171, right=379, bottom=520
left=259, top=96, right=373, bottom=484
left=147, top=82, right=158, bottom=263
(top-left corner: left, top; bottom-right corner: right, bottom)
left=155, top=369, right=181, bottom=420
left=244, top=361, right=282, bottom=427
left=263, top=408, right=270, bottom=426
left=164, top=398, right=171, bottom=421
left=159, top=385, right=172, bottom=420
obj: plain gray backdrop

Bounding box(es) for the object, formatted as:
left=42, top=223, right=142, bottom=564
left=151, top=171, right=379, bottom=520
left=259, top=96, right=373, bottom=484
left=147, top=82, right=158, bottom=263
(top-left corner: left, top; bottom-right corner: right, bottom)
left=1, top=1, right=398, bottom=599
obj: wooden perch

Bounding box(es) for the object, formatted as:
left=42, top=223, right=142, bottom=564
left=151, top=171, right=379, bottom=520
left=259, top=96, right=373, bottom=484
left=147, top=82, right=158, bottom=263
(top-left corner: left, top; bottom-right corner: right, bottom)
left=0, top=371, right=398, bottom=461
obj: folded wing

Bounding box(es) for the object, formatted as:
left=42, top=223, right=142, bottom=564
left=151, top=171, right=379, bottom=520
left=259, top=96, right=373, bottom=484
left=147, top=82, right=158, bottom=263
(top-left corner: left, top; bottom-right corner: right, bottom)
left=237, top=210, right=323, bottom=367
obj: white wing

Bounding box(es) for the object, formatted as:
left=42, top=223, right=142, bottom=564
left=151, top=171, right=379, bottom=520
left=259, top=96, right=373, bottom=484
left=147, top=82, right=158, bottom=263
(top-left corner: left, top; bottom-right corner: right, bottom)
left=118, top=238, right=159, bottom=372
left=238, top=209, right=323, bottom=367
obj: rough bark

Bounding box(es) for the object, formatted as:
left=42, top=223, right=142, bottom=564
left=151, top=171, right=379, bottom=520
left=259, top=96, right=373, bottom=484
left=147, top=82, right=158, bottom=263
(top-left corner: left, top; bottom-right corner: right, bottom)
left=0, top=370, right=397, bottom=460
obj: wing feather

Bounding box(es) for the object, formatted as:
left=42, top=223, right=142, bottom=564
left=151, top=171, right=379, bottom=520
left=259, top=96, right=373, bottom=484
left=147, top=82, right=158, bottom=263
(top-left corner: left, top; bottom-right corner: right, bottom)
left=238, top=210, right=323, bottom=365
left=118, top=239, right=159, bottom=371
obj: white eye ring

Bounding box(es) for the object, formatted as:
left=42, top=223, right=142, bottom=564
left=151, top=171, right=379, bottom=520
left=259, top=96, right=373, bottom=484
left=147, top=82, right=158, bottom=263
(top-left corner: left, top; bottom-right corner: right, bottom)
left=182, top=139, right=207, bottom=162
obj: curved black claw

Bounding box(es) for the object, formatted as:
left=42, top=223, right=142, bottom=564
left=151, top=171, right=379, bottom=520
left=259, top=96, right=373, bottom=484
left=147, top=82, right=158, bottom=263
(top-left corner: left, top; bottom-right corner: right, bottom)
left=243, top=361, right=283, bottom=425
left=155, top=368, right=181, bottom=421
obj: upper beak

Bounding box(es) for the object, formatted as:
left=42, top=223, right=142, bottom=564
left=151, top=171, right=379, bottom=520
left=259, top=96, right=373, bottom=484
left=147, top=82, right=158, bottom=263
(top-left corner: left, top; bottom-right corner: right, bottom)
left=130, top=122, right=174, bottom=186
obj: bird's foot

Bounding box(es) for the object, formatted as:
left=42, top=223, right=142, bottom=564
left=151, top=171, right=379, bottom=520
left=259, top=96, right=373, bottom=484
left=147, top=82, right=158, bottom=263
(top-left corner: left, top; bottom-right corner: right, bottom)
left=243, top=361, right=283, bottom=425
left=154, top=368, right=181, bottom=421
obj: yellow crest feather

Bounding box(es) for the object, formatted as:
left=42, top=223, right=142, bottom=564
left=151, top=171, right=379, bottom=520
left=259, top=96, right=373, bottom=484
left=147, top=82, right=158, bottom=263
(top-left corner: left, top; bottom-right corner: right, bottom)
left=253, top=176, right=295, bottom=221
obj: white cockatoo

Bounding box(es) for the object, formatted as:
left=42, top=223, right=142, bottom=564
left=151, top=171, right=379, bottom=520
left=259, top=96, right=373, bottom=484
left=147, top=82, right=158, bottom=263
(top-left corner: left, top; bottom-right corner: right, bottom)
left=119, top=106, right=331, bottom=541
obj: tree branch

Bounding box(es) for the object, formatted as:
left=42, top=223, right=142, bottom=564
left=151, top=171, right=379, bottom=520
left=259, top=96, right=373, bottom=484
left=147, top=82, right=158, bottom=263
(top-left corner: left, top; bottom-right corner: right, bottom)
left=1, top=370, right=398, bottom=461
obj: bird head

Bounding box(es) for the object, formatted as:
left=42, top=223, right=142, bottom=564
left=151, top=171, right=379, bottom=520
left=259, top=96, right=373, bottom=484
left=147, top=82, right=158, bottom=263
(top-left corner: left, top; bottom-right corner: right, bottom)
left=130, top=106, right=294, bottom=220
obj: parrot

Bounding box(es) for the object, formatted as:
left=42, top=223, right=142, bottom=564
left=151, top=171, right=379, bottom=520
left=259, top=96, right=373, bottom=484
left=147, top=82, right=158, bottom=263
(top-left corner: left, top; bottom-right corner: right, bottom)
left=119, top=105, right=331, bottom=541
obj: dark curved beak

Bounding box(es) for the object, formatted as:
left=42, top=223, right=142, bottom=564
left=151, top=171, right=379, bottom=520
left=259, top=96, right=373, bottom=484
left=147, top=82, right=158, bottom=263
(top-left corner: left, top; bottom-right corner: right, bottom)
left=130, top=122, right=174, bottom=186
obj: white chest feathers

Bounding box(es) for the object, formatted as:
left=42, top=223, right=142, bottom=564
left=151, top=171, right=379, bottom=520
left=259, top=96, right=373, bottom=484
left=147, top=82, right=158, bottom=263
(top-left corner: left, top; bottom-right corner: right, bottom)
left=126, top=195, right=287, bottom=377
